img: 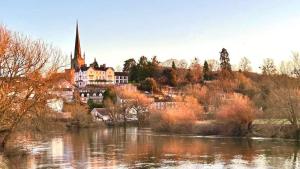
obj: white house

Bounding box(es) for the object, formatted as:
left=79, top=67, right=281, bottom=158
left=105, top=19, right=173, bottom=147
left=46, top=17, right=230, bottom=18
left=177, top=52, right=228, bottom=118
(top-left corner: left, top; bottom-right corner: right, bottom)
left=74, top=59, right=116, bottom=88
left=114, top=72, right=129, bottom=84
left=90, top=108, right=111, bottom=122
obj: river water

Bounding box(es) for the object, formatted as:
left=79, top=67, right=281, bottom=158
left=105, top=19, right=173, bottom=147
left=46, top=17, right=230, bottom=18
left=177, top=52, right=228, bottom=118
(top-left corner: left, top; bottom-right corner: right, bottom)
left=1, top=127, right=299, bottom=169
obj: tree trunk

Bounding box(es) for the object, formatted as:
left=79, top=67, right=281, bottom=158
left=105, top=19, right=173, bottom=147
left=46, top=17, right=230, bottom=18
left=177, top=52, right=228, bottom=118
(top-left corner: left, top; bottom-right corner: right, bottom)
left=0, top=131, right=11, bottom=152
left=0, top=139, right=5, bottom=152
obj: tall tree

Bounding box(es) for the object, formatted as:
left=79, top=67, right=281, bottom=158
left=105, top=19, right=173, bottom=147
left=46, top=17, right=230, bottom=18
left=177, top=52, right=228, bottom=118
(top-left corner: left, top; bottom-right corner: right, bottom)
left=189, top=58, right=202, bottom=83
left=291, top=52, right=300, bottom=78
left=203, top=60, right=210, bottom=80
left=220, top=48, right=231, bottom=72
left=171, top=61, right=177, bottom=69
left=0, top=25, right=63, bottom=149
left=138, top=56, right=148, bottom=66
left=123, top=58, right=136, bottom=72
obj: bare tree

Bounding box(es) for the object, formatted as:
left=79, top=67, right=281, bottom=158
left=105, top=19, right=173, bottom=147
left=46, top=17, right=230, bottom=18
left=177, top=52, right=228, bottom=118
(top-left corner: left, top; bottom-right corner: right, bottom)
left=239, top=57, right=252, bottom=72
left=115, top=85, right=152, bottom=125
left=0, top=25, right=64, bottom=150
left=291, top=52, right=300, bottom=78
left=279, top=61, right=293, bottom=76
left=260, top=58, right=277, bottom=75
left=267, top=76, right=300, bottom=138
left=207, top=59, right=219, bottom=72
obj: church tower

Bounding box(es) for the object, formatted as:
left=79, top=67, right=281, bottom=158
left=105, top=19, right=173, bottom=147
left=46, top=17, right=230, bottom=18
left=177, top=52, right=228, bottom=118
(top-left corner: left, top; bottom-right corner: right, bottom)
left=71, top=22, right=85, bottom=69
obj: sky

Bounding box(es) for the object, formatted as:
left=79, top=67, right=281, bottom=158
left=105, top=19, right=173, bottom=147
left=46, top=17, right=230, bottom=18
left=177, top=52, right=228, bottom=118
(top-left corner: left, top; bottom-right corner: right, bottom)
left=1, top=0, right=300, bottom=71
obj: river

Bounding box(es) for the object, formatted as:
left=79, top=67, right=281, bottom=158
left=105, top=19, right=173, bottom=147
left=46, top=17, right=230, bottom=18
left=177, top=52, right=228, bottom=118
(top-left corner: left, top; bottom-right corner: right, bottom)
left=0, top=127, right=299, bottom=169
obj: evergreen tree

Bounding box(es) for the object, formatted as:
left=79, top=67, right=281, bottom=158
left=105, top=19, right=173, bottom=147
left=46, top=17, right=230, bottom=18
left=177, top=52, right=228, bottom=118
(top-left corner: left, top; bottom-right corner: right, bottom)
left=220, top=48, right=231, bottom=72
left=123, top=58, right=136, bottom=72
left=203, top=60, right=210, bottom=80
left=172, top=61, right=177, bottom=69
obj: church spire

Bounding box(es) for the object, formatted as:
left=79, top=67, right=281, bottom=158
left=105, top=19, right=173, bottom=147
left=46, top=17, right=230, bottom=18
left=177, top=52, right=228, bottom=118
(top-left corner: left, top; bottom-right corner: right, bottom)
left=72, top=21, right=85, bottom=69
left=74, top=21, right=82, bottom=60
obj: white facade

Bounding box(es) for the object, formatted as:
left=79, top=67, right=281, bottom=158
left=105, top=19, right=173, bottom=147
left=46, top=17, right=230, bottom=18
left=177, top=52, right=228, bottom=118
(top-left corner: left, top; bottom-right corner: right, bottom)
left=152, top=101, right=177, bottom=110
left=75, top=69, right=88, bottom=88
left=75, top=67, right=115, bottom=88
left=91, top=108, right=111, bottom=122
left=115, top=75, right=129, bottom=84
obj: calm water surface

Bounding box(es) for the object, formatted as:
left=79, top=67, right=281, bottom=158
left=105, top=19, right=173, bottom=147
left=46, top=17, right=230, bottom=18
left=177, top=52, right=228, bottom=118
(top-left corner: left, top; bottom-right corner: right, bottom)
left=1, top=127, right=300, bottom=169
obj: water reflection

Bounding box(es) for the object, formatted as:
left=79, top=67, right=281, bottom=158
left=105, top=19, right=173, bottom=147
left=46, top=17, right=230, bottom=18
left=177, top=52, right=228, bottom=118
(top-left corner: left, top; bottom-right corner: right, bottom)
left=1, top=127, right=300, bottom=169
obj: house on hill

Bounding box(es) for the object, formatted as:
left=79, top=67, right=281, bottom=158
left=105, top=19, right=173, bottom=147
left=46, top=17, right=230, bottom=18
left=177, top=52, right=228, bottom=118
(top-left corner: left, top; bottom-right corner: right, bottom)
left=90, top=108, right=111, bottom=122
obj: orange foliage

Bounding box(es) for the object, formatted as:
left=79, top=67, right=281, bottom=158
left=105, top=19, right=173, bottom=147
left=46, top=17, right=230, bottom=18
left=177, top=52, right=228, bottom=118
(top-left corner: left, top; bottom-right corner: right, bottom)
left=217, top=93, right=256, bottom=125
left=152, top=96, right=204, bottom=132
left=115, top=84, right=152, bottom=106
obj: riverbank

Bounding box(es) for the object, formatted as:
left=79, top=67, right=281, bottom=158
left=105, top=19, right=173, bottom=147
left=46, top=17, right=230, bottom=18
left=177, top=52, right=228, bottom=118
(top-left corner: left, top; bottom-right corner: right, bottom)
left=151, top=119, right=300, bottom=140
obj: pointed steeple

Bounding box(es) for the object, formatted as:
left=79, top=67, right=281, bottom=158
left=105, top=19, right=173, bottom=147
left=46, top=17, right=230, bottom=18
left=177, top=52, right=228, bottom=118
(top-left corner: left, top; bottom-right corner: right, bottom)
left=72, top=21, right=85, bottom=69
left=74, top=21, right=82, bottom=60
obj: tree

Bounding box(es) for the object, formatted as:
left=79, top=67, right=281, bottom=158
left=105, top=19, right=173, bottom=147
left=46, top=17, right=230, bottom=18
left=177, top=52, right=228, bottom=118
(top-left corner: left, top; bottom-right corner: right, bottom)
left=266, top=76, right=300, bottom=138
left=148, top=56, right=162, bottom=79
left=163, top=68, right=178, bottom=86
left=207, top=59, right=219, bottom=72
left=220, top=48, right=231, bottom=72
left=115, top=85, right=152, bottom=125
left=138, top=56, right=148, bottom=66
left=138, top=77, right=159, bottom=93
left=188, top=57, right=202, bottom=83
left=172, top=61, right=176, bottom=69
left=239, top=57, right=252, bottom=72
left=279, top=61, right=293, bottom=76
left=203, top=60, right=210, bottom=80
left=123, top=58, right=136, bottom=72
left=103, top=88, right=117, bottom=103
left=260, top=58, right=277, bottom=75
left=151, top=56, right=159, bottom=65
left=0, top=25, right=63, bottom=150
left=291, top=52, right=300, bottom=78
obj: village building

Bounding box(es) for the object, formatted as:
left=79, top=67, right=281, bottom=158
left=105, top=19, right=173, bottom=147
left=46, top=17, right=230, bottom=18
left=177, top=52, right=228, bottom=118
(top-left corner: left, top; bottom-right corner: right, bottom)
left=90, top=108, right=111, bottom=122
left=151, top=96, right=177, bottom=110
left=65, top=22, right=128, bottom=88
left=79, top=87, right=105, bottom=103
left=114, top=72, right=129, bottom=84
left=51, top=79, right=75, bottom=103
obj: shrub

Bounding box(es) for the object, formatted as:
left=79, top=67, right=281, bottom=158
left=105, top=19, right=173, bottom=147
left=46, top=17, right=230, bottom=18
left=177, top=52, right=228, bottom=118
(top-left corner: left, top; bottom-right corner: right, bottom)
left=217, top=93, right=256, bottom=136
left=138, top=77, right=159, bottom=93
left=151, top=96, right=204, bottom=133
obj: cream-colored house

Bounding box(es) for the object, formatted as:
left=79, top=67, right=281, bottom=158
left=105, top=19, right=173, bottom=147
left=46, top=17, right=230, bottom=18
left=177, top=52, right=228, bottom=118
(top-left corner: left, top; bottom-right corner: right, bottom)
left=75, top=59, right=116, bottom=87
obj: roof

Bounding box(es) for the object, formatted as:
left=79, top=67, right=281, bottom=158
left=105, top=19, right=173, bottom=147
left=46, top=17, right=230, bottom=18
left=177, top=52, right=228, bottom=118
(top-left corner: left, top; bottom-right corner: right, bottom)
left=75, top=65, right=89, bottom=72
left=115, top=72, right=128, bottom=76
left=75, top=65, right=114, bottom=72
left=92, top=108, right=109, bottom=116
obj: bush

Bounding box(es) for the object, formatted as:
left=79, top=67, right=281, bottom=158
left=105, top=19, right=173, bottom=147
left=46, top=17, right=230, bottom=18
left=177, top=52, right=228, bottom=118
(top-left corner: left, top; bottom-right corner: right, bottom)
left=151, top=96, right=203, bottom=133
left=217, top=93, right=256, bottom=136
left=138, top=77, right=159, bottom=93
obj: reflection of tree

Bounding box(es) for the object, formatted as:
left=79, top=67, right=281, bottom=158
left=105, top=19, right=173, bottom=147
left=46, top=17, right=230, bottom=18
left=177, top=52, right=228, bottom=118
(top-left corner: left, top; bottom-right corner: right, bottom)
left=291, top=142, right=299, bottom=169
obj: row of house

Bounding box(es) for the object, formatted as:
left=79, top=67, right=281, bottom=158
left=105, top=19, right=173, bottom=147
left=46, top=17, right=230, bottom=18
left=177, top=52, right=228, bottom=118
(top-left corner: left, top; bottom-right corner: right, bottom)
left=75, top=60, right=128, bottom=88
